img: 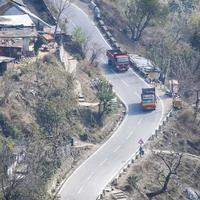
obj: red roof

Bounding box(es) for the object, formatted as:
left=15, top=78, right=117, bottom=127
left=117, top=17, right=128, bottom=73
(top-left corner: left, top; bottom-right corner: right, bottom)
left=43, top=34, right=54, bottom=41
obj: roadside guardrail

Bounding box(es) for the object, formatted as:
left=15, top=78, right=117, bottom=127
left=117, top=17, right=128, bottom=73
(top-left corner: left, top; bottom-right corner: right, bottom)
left=88, top=1, right=175, bottom=199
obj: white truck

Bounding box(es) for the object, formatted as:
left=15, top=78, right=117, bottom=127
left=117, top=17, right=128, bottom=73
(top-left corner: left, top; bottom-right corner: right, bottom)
left=130, top=54, right=160, bottom=81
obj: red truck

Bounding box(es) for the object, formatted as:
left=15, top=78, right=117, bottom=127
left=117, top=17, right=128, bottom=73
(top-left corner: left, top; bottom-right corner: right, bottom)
left=106, top=49, right=130, bottom=72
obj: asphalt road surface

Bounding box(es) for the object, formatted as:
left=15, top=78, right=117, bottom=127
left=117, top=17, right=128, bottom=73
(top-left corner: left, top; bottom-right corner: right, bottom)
left=57, top=3, right=171, bottom=200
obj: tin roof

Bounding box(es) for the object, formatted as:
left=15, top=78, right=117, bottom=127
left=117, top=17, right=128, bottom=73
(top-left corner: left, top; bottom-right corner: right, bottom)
left=0, top=14, right=34, bottom=27
left=42, top=33, right=54, bottom=41
left=10, top=0, right=25, bottom=6
left=0, top=28, right=37, bottom=38
left=0, top=38, right=23, bottom=48
left=0, top=56, right=15, bottom=63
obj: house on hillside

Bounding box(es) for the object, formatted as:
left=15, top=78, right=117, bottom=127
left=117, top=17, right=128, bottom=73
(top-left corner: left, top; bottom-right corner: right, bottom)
left=0, top=0, right=8, bottom=8
left=0, top=14, right=37, bottom=58
left=0, top=0, right=53, bottom=31
left=0, top=0, right=57, bottom=70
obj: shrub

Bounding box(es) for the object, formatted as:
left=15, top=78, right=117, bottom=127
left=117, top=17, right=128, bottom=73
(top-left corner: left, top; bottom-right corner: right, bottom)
left=79, top=132, right=88, bottom=141
left=0, top=113, right=16, bottom=138
left=127, top=175, right=139, bottom=191
left=179, top=108, right=194, bottom=123
left=11, top=74, right=20, bottom=81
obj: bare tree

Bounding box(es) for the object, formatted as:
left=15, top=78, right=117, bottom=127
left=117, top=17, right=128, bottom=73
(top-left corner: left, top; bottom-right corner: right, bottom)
left=146, top=153, right=183, bottom=200
left=124, top=0, right=167, bottom=41
left=0, top=139, right=25, bottom=200
left=53, top=0, right=72, bottom=37
left=89, top=43, right=104, bottom=64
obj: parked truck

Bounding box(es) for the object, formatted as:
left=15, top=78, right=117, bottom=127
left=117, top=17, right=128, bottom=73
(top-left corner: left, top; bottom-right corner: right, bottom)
left=106, top=49, right=130, bottom=72
left=165, top=80, right=182, bottom=109
left=141, top=88, right=156, bottom=111
left=166, top=79, right=179, bottom=97
left=129, top=54, right=161, bottom=81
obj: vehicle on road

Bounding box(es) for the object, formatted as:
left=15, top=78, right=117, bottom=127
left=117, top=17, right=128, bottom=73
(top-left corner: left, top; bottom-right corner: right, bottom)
left=165, top=79, right=179, bottom=97
left=141, top=87, right=156, bottom=111
left=165, top=79, right=182, bottom=109
left=129, top=54, right=160, bottom=81
left=106, top=49, right=130, bottom=72
left=172, top=96, right=182, bottom=110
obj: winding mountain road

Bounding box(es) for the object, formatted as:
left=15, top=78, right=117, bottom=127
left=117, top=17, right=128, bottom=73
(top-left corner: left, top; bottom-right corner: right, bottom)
left=56, top=3, right=171, bottom=200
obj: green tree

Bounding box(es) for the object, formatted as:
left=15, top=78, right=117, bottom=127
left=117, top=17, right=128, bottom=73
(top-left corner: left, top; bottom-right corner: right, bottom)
left=96, top=80, right=115, bottom=125
left=36, top=100, right=63, bottom=136
left=72, top=27, right=88, bottom=59
left=35, top=58, right=76, bottom=136
left=128, top=175, right=139, bottom=191
left=190, top=11, right=200, bottom=50
left=0, top=138, right=19, bottom=200
left=0, top=113, right=16, bottom=138
left=125, top=0, right=167, bottom=41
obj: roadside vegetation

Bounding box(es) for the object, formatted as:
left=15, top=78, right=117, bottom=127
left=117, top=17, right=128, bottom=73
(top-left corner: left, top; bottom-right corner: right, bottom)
left=0, top=0, right=126, bottom=197
left=0, top=52, right=123, bottom=199
left=99, top=0, right=200, bottom=101
left=1, top=0, right=200, bottom=199
left=104, top=107, right=200, bottom=200
left=98, top=0, right=200, bottom=199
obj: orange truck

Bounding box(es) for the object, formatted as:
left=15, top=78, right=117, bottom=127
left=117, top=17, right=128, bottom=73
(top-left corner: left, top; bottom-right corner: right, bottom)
left=141, top=88, right=156, bottom=111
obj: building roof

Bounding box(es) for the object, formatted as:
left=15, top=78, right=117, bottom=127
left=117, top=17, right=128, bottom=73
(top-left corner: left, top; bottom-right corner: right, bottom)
left=0, top=56, right=15, bottom=64
left=42, top=33, right=54, bottom=41
left=16, top=4, right=51, bottom=27
left=0, top=38, right=23, bottom=48
left=0, top=0, right=8, bottom=8
left=10, top=0, right=25, bottom=7
left=0, top=14, right=34, bottom=27
left=0, top=28, right=37, bottom=38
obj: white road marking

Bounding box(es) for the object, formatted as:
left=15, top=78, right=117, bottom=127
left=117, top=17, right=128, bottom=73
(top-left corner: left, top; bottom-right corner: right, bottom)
left=77, top=186, right=84, bottom=194
left=135, top=92, right=140, bottom=99
left=126, top=131, right=133, bottom=139
left=121, top=80, right=129, bottom=87
left=112, top=145, right=121, bottom=153
left=110, top=68, right=115, bottom=73
left=59, top=4, right=167, bottom=198
left=86, top=174, right=93, bottom=181
left=137, top=118, right=143, bottom=125
left=98, top=158, right=107, bottom=167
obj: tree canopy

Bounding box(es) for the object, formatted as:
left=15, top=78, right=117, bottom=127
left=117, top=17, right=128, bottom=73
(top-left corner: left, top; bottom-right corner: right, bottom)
left=125, top=0, right=168, bottom=41
left=96, top=80, right=115, bottom=125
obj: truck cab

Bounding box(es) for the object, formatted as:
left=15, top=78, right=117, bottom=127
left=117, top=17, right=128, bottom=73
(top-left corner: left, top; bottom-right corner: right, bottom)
left=106, top=49, right=130, bottom=72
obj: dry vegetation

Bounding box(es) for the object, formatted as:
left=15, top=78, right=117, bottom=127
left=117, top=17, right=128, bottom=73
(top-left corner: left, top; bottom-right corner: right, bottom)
left=0, top=53, right=124, bottom=199
left=104, top=107, right=200, bottom=200
left=97, top=0, right=200, bottom=199
left=98, top=0, right=200, bottom=102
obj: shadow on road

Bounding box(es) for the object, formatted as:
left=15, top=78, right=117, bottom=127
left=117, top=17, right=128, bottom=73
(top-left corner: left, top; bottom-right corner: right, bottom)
left=101, top=64, right=130, bottom=75
left=101, top=63, right=114, bottom=74
left=158, top=93, right=172, bottom=101
left=128, top=103, right=154, bottom=115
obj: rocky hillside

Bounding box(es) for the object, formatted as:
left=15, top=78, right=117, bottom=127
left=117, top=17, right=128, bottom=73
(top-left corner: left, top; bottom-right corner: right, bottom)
left=103, top=107, right=200, bottom=200
left=0, top=52, right=123, bottom=199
